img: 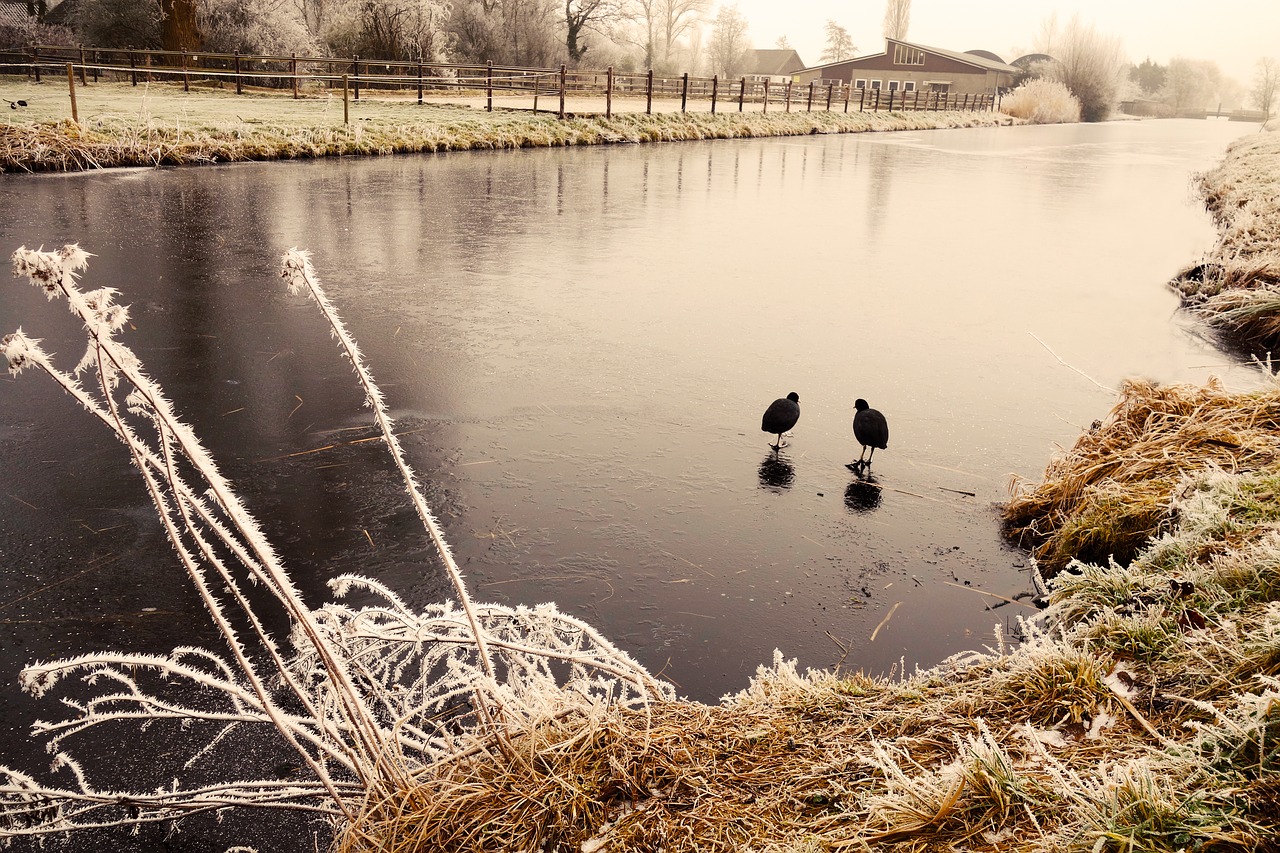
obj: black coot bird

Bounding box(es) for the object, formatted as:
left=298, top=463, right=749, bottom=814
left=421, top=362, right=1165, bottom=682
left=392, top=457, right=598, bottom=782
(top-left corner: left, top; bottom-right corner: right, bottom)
left=851, top=398, right=888, bottom=469
left=761, top=392, right=800, bottom=449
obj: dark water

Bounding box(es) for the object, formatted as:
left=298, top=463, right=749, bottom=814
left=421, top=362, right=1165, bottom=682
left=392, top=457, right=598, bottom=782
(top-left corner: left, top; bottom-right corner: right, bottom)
left=0, top=118, right=1264, bottom=848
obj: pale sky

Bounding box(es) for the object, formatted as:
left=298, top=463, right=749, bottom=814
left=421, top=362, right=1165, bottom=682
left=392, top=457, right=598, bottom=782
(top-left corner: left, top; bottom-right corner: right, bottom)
left=726, top=0, right=1278, bottom=85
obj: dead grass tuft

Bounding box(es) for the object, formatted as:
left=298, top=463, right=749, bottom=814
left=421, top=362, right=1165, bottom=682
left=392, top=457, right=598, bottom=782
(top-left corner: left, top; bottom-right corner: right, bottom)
left=1004, top=377, right=1280, bottom=577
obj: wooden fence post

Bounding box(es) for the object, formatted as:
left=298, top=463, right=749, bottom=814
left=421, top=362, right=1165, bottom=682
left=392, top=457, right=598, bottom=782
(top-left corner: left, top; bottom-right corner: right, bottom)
left=606, top=65, right=613, bottom=118
left=31, top=45, right=40, bottom=83
left=844, top=83, right=851, bottom=112
left=92, top=49, right=99, bottom=83
left=486, top=61, right=493, bottom=111
left=65, top=63, right=78, bottom=125
left=352, top=55, right=359, bottom=100
left=78, top=45, right=86, bottom=85
left=806, top=80, right=814, bottom=111
left=234, top=51, right=242, bottom=94
left=293, top=53, right=300, bottom=99
left=342, top=74, right=349, bottom=124
left=416, top=59, right=423, bottom=104
left=825, top=83, right=833, bottom=111
left=145, top=50, right=152, bottom=84
left=784, top=80, right=792, bottom=112
left=559, top=64, right=566, bottom=119
left=182, top=50, right=189, bottom=92
left=129, top=48, right=136, bottom=86
left=762, top=79, right=769, bottom=113
left=678, top=72, right=687, bottom=112
left=739, top=76, right=746, bottom=112
left=710, top=74, right=718, bottom=114
left=646, top=68, right=653, bottom=115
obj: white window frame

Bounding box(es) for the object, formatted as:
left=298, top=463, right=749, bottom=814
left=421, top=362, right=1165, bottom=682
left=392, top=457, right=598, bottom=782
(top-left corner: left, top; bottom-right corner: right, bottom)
left=854, top=78, right=867, bottom=89
left=869, top=79, right=883, bottom=90
left=903, top=81, right=916, bottom=92
left=888, top=80, right=900, bottom=92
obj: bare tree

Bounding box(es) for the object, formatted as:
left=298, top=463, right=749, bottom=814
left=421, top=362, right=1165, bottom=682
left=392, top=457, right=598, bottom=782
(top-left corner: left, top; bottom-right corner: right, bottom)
left=1161, top=57, right=1219, bottom=113
left=706, top=3, right=749, bottom=78
left=820, top=20, right=854, bottom=63
left=882, top=0, right=909, bottom=41
left=1033, top=14, right=1124, bottom=121
left=565, top=0, right=619, bottom=63
left=659, top=0, right=708, bottom=71
left=1252, top=57, right=1278, bottom=122
left=774, top=35, right=789, bottom=49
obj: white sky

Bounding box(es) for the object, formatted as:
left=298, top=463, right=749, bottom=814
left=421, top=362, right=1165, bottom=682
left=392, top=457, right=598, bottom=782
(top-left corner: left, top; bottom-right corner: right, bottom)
left=724, top=0, right=1278, bottom=85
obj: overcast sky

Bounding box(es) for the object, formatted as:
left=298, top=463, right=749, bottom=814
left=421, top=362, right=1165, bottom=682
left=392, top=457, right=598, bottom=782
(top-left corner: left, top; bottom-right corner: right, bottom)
left=727, top=0, right=1276, bottom=84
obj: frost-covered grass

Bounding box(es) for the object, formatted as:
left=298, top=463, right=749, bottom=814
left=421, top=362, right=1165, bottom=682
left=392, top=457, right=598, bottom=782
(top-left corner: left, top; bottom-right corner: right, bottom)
left=6, top=123, right=1280, bottom=852
left=1172, top=128, right=1280, bottom=350
left=0, top=78, right=1012, bottom=172
left=999, top=78, right=1082, bottom=124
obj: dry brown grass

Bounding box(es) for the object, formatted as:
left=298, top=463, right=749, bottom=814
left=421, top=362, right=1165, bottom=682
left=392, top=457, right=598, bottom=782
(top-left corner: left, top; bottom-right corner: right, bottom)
left=1004, top=377, right=1280, bottom=577
left=1172, top=130, right=1280, bottom=350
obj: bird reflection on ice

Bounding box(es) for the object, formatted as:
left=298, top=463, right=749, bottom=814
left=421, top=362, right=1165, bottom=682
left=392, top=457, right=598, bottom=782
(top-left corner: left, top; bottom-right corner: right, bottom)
left=844, top=474, right=883, bottom=513
left=757, top=451, right=796, bottom=492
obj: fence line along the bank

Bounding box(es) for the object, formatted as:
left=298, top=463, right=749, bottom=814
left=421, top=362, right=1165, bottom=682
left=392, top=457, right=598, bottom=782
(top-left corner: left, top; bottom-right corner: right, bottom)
left=0, top=44, right=999, bottom=119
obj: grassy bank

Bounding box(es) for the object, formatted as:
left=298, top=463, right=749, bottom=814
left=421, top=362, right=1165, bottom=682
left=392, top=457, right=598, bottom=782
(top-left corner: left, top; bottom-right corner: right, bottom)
left=1172, top=127, right=1280, bottom=351
left=0, top=79, right=1011, bottom=172
left=333, top=149, right=1280, bottom=850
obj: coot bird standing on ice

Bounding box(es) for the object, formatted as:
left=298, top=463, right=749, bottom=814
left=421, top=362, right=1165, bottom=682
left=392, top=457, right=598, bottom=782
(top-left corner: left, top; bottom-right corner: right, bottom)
left=851, top=398, right=888, bottom=469
left=761, top=392, right=800, bottom=449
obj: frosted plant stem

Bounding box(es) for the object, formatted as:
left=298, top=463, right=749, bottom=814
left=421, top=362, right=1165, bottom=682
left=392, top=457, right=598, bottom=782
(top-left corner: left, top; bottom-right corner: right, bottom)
left=280, top=250, right=503, bottom=713
left=91, top=346, right=360, bottom=819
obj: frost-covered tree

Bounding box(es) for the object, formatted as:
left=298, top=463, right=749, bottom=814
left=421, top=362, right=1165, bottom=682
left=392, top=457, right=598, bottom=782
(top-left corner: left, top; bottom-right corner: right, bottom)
left=1251, top=57, right=1278, bottom=122
left=705, top=3, right=748, bottom=78
left=72, top=0, right=163, bottom=48
left=820, top=20, right=854, bottom=63
left=1161, top=57, right=1220, bottom=112
left=447, top=0, right=558, bottom=66
left=882, top=0, right=909, bottom=41
left=198, top=0, right=316, bottom=55
left=1032, top=14, right=1124, bottom=122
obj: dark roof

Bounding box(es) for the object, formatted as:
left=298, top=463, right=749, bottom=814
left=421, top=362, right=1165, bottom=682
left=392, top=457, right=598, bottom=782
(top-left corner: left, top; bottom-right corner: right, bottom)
left=965, top=49, right=1006, bottom=64
left=890, top=39, right=1020, bottom=74
left=743, top=48, right=806, bottom=76
left=800, top=38, right=1021, bottom=75
left=1011, top=53, right=1054, bottom=71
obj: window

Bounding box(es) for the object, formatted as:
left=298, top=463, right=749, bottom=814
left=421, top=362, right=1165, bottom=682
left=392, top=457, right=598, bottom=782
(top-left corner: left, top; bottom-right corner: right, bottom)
left=928, top=82, right=950, bottom=93
left=854, top=79, right=867, bottom=89
left=903, top=81, right=916, bottom=92
left=869, top=79, right=882, bottom=90
left=888, top=80, right=900, bottom=92
left=893, top=44, right=926, bottom=65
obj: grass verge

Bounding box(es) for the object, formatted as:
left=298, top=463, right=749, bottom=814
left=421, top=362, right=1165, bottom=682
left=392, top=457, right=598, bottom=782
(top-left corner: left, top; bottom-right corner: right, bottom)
left=0, top=79, right=1012, bottom=172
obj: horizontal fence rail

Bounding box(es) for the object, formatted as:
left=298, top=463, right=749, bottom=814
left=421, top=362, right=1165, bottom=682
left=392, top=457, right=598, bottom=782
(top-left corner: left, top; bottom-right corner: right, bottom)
left=0, top=44, right=999, bottom=119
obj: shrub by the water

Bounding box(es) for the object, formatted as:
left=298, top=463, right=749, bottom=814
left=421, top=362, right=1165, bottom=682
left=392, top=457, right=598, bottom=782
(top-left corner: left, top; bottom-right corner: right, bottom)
left=1000, top=78, right=1081, bottom=124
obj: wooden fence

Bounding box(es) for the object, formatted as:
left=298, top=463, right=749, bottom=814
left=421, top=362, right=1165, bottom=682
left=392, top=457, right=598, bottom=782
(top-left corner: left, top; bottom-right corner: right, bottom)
left=0, top=44, right=999, bottom=118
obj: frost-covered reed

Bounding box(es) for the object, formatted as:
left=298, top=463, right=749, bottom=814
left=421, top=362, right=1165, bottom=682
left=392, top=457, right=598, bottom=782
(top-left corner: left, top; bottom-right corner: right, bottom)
left=999, top=78, right=1082, bottom=124
left=0, top=245, right=668, bottom=841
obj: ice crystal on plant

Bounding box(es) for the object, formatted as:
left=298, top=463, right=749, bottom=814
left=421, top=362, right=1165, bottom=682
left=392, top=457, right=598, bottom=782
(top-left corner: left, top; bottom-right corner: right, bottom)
left=0, top=245, right=668, bottom=841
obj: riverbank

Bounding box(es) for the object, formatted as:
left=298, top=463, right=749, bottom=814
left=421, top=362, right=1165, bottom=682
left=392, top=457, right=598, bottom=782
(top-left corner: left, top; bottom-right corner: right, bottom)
left=1172, top=127, right=1280, bottom=352
left=336, top=141, right=1280, bottom=850
left=0, top=79, right=1012, bottom=172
